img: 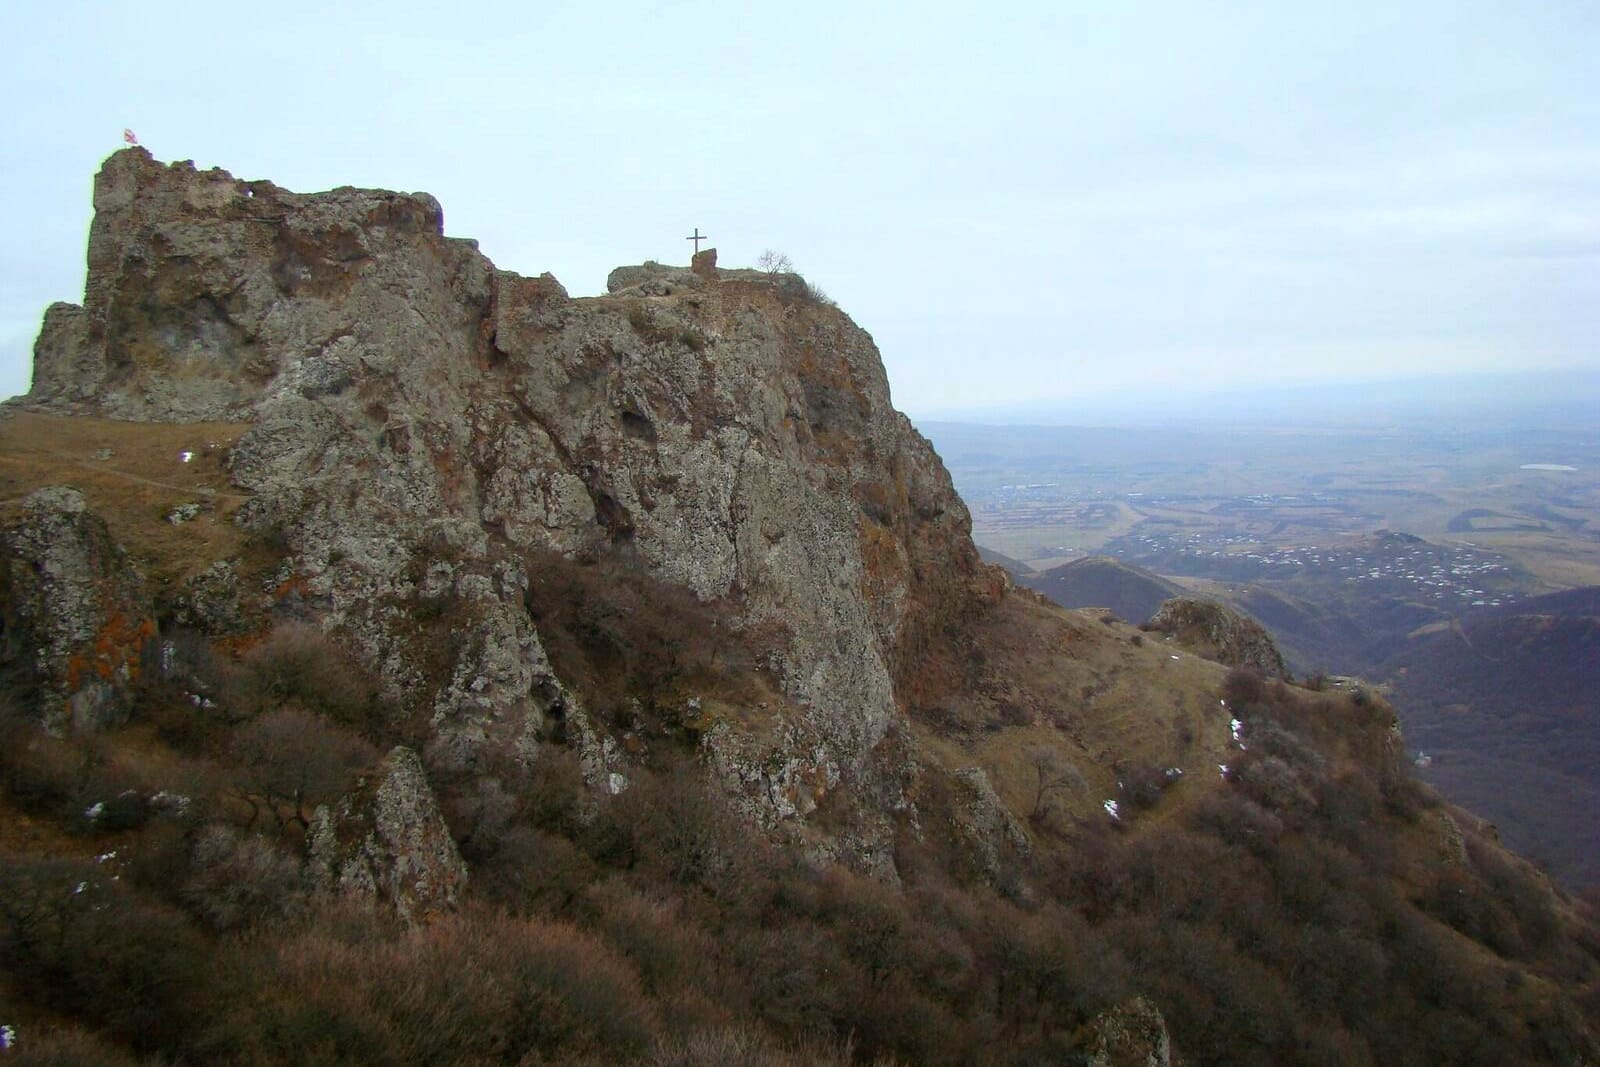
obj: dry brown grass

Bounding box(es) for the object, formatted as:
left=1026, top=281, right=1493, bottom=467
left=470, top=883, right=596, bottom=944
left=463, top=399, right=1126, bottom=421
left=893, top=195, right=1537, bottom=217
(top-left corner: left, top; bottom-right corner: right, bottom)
left=0, top=410, right=256, bottom=590
left=913, top=592, right=1236, bottom=831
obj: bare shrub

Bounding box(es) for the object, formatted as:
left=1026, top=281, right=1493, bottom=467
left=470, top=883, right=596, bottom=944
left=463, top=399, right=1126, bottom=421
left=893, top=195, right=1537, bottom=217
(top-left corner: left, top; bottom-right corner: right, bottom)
left=0, top=1025, right=144, bottom=1066
left=227, top=707, right=378, bottom=832
left=1424, top=867, right=1527, bottom=958
left=1379, top=766, right=1438, bottom=821
left=615, top=765, right=750, bottom=890
left=1116, top=761, right=1174, bottom=812
left=223, top=622, right=382, bottom=731
left=994, top=700, right=1033, bottom=728
left=1246, top=717, right=1326, bottom=773
left=816, top=869, right=915, bottom=990
left=202, top=909, right=659, bottom=1063
left=1463, top=833, right=1562, bottom=954
left=183, top=824, right=306, bottom=931
left=523, top=549, right=781, bottom=728
left=1236, top=755, right=1315, bottom=815
left=722, top=917, right=854, bottom=1038
left=519, top=745, right=589, bottom=835
left=1027, top=747, right=1086, bottom=822
left=476, top=825, right=598, bottom=915
left=1222, top=665, right=1268, bottom=709
left=0, top=856, right=206, bottom=1053
left=756, top=249, right=793, bottom=275
left=143, top=688, right=227, bottom=753
left=649, top=1025, right=862, bottom=1067
left=802, top=279, right=836, bottom=306
left=583, top=880, right=736, bottom=1029
left=0, top=696, right=85, bottom=812
left=1190, top=793, right=1284, bottom=855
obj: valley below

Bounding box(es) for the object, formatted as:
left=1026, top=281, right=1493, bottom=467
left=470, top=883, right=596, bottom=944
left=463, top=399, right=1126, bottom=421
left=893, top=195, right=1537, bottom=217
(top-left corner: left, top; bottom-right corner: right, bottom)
left=926, top=414, right=1600, bottom=888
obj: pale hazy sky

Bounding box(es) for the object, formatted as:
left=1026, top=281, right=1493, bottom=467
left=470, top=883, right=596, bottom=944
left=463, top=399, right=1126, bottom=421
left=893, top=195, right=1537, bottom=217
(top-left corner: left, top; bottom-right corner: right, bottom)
left=2, top=0, right=1596, bottom=418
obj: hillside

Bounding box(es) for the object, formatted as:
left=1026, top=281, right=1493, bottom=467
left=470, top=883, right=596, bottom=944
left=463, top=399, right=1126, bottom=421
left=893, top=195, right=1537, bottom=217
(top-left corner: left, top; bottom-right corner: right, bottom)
left=1, top=149, right=1597, bottom=1066
left=1017, top=555, right=1185, bottom=624
left=1014, top=557, right=1353, bottom=678
left=976, top=543, right=1035, bottom=575
left=1379, top=587, right=1600, bottom=888
left=1008, top=546, right=1600, bottom=890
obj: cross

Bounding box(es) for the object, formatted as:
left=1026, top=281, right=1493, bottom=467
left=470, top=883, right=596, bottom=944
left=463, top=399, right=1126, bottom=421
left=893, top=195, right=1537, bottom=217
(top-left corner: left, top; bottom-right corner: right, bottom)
left=686, top=227, right=708, bottom=254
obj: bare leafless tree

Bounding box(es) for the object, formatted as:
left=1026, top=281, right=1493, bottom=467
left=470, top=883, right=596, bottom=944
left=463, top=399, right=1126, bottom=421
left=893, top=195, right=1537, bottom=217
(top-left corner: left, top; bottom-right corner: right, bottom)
left=756, top=249, right=793, bottom=275
left=1027, top=747, right=1086, bottom=822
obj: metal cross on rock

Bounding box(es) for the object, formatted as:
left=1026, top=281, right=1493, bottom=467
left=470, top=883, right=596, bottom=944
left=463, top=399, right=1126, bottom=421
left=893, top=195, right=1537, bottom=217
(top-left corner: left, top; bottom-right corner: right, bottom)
left=686, top=227, right=708, bottom=254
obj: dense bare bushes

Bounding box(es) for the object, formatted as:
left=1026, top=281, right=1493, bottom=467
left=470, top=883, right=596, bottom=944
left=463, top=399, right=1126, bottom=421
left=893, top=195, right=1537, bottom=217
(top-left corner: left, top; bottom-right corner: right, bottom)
left=182, top=824, right=307, bottom=931
left=222, top=622, right=382, bottom=727
left=200, top=909, right=658, bottom=1064
left=3, top=618, right=1599, bottom=1065
left=0, top=857, right=205, bottom=1054
left=228, top=707, right=377, bottom=832
left=523, top=550, right=786, bottom=732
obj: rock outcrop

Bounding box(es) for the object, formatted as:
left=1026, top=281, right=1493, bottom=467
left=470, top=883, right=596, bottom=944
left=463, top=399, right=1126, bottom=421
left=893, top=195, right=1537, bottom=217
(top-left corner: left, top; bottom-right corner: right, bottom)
left=1147, top=596, right=1288, bottom=678
left=1084, top=996, right=1174, bottom=1067
left=0, top=486, right=156, bottom=734
left=951, top=766, right=1032, bottom=880
left=16, top=148, right=996, bottom=868
left=307, top=746, right=468, bottom=922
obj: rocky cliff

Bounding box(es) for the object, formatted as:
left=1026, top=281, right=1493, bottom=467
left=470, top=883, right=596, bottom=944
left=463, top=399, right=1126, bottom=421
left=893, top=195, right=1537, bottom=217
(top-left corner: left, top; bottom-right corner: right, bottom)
left=1146, top=596, right=1289, bottom=678
left=5, top=150, right=1600, bottom=1067
left=15, top=147, right=996, bottom=869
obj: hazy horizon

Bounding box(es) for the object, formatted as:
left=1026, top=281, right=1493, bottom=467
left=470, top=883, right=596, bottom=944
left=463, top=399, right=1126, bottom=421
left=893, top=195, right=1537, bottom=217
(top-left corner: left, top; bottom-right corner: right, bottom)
left=908, top=365, right=1600, bottom=428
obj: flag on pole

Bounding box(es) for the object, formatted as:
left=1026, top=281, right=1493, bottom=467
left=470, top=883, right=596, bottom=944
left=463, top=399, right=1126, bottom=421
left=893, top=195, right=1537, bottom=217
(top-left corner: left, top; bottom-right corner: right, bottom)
left=123, top=129, right=139, bottom=145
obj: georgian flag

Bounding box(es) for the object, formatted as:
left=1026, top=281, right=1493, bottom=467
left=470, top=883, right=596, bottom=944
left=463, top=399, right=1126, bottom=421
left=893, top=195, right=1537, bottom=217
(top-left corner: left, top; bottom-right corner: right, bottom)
left=123, top=128, right=139, bottom=145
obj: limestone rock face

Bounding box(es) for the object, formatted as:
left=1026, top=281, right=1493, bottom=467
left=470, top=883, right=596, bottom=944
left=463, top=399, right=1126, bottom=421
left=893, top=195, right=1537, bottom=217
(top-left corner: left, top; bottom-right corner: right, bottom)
left=1085, top=996, right=1174, bottom=1067
left=307, top=746, right=468, bottom=923
left=951, top=766, right=1031, bottom=880
left=0, top=486, right=156, bottom=734
left=28, top=147, right=471, bottom=423
left=1148, top=596, right=1288, bottom=678
left=17, top=149, right=996, bottom=867
left=605, top=260, right=706, bottom=296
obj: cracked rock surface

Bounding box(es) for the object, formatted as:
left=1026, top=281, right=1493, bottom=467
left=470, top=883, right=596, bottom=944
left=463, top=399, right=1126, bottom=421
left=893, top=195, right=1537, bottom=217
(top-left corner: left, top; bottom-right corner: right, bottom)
left=15, top=148, right=1000, bottom=868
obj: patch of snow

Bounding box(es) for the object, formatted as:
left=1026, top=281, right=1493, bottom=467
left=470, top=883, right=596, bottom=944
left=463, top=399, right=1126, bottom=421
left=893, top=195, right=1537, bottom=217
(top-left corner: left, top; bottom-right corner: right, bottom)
left=0, top=1023, right=15, bottom=1049
left=1218, top=764, right=1229, bottom=778
left=1229, top=717, right=1244, bottom=741
left=1170, top=654, right=1180, bottom=660
left=72, top=881, right=88, bottom=896
left=84, top=801, right=105, bottom=821
left=96, top=850, right=117, bottom=863
left=1102, top=799, right=1121, bottom=820
left=607, top=772, right=629, bottom=795
left=180, top=450, right=194, bottom=463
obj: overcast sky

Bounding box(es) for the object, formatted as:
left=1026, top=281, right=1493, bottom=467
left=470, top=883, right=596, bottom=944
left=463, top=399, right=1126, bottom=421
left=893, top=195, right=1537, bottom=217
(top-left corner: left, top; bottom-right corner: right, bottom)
left=2, top=0, right=1595, bottom=418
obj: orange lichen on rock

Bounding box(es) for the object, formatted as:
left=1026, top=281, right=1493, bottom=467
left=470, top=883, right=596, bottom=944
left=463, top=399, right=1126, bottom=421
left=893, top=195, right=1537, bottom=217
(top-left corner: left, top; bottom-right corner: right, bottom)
left=66, top=611, right=158, bottom=688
